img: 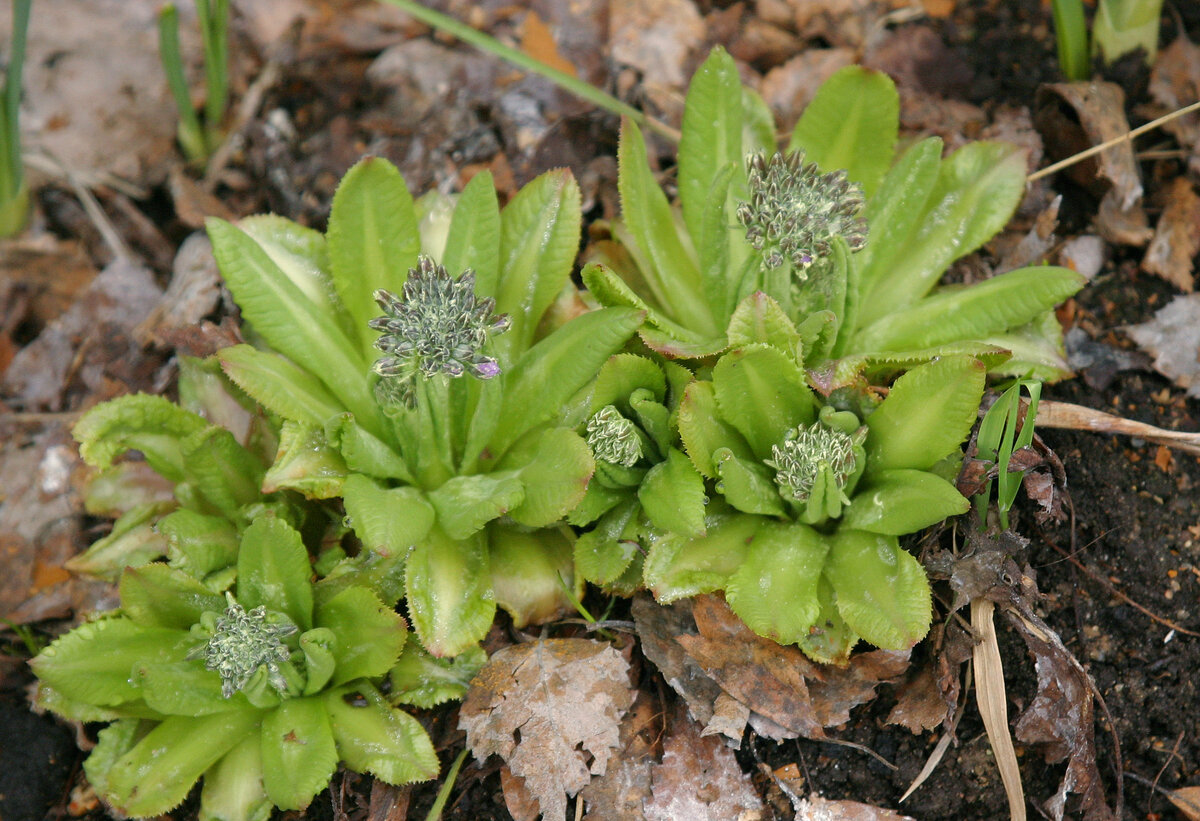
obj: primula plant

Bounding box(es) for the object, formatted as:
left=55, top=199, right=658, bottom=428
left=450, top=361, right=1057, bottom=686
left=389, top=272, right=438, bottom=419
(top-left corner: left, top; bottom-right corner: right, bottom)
left=31, top=517, right=437, bottom=818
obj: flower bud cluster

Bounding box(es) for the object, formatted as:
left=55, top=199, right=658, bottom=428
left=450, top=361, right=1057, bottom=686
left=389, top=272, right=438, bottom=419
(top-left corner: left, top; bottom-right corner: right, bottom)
left=586, top=405, right=643, bottom=467
left=766, top=421, right=863, bottom=503
left=199, top=593, right=297, bottom=698
left=369, top=256, right=511, bottom=404
left=736, top=151, right=868, bottom=277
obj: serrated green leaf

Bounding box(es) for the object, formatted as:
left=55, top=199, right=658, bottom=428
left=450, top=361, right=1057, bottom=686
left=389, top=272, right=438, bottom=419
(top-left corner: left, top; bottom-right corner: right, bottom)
left=325, top=413, right=411, bottom=482
left=134, top=661, right=243, bottom=716
left=638, top=448, right=707, bottom=537
left=489, top=524, right=579, bottom=627
left=219, top=344, right=345, bottom=426
left=387, top=644, right=486, bottom=709
left=816, top=342, right=1012, bottom=393
left=324, top=682, right=439, bottom=784
left=788, top=66, right=898, bottom=197
left=679, top=46, right=743, bottom=247
left=580, top=262, right=716, bottom=352
left=73, top=393, right=210, bottom=481
left=796, top=573, right=859, bottom=665
left=618, top=118, right=717, bottom=335
left=643, top=506, right=757, bottom=602
left=239, top=214, right=342, bottom=330
left=64, top=501, right=174, bottom=580
left=327, top=157, right=420, bottom=355
left=865, top=355, right=985, bottom=473
left=34, top=684, right=158, bottom=724
left=567, top=479, right=626, bottom=527
left=980, top=309, right=1074, bottom=381
left=827, top=529, right=931, bottom=650
left=199, top=732, right=272, bottom=821
left=207, top=218, right=384, bottom=440
left=101, top=711, right=260, bottom=817
left=82, top=462, right=175, bottom=518
left=714, top=448, right=786, bottom=515
left=726, top=521, right=828, bottom=645
left=426, top=473, right=524, bottom=540
left=858, top=142, right=1027, bottom=326
left=120, top=564, right=225, bottom=630
left=712, top=344, right=815, bottom=458
left=83, top=720, right=141, bottom=806
left=260, top=696, right=338, bottom=810
left=405, top=526, right=494, bottom=657
left=697, top=163, right=744, bottom=321
left=180, top=426, right=265, bottom=518
left=313, top=549, right=407, bottom=610
left=443, top=170, right=501, bottom=298
left=495, top=168, right=582, bottom=355
left=159, top=509, right=239, bottom=579
left=176, top=355, right=257, bottom=446
left=315, top=586, right=407, bottom=685
left=574, top=498, right=642, bottom=585
left=237, top=518, right=314, bottom=631
left=725, top=292, right=802, bottom=359
left=500, top=428, right=594, bottom=528
left=341, top=473, right=434, bottom=555
left=487, top=307, right=643, bottom=461
left=855, top=137, right=942, bottom=299
left=30, top=617, right=192, bottom=707
left=677, top=380, right=756, bottom=478
left=842, top=469, right=970, bottom=535
left=741, top=86, right=778, bottom=156
left=591, top=353, right=668, bottom=411
left=854, top=266, right=1085, bottom=353
left=262, top=421, right=347, bottom=500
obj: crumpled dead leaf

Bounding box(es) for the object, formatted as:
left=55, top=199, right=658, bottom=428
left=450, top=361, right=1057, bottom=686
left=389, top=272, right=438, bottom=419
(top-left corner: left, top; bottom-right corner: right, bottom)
left=1035, top=82, right=1152, bottom=247
left=1149, top=34, right=1200, bottom=177
left=580, top=691, right=661, bottom=821
left=1124, top=294, right=1200, bottom=398
left=1168, top=785, right=1200, bottom=820
left=643, top=703, right=764, bottom=821
left=460, top=638, right=635, bottom=821
left=610, top=0, right=704, bottom=89
left=134, top=233, right=223, bottom=348
left=1142, top=176, right=1200, bottom=292
left=794, top=795, right=916, bottom=820
left=632, top=594, right=725, bottom=729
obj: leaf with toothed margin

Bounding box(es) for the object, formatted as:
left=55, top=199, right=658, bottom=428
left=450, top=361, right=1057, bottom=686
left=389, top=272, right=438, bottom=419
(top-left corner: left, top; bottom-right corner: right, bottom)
left=826, top=529, right=931, bottom=651
left=725, top=521, right=828, bottom=645
left=406, top=525, right=495, bottom=658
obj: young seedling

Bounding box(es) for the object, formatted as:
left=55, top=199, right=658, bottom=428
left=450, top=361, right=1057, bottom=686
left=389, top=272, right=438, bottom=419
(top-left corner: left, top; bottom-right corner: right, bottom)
left=974, top=377, right=1043, bottom=531
left=0, top=0, right=32, bottom=236
left=1051, top=0, right=1167, bottom=80
left=158, top=0, right=230, bottom=166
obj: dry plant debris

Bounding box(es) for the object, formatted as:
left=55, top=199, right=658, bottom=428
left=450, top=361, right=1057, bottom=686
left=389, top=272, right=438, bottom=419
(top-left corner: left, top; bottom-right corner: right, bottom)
left=1141, top=176, right=1200, bottom=292
left=459, top=638, right=635, bottom=820
left=1149, top=34, right=1200, bottom=176
left=1125, top=295, right=1200, bottom=399
left=794, top=794, right=916, bottom=820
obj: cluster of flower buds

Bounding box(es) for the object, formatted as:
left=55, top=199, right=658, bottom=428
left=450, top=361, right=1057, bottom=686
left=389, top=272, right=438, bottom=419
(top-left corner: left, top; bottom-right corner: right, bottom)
left=766, top=420, right=865, bottom=504
left=196, top=593, right=298, bottom=698
left=369, top=256, right=511, bottom=405
left=736, top=151, right=868, bottom=277
left=586, top=405, right=643, bottom=467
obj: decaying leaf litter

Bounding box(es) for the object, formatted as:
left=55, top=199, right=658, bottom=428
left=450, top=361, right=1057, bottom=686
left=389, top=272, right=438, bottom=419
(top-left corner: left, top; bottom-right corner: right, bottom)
left=3, top=0, right=1200, bottom=819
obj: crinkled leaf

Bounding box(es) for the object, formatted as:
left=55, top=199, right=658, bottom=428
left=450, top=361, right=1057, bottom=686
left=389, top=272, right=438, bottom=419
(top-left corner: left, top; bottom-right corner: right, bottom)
left=679, top=46, right=743, bottom=246
left=489, top=524, right=579, bottom=627
left=239, top=214, right=342, bottom=331
left=580, top=262, right=716, bottom=352
left=726, top=521, right=828, bottom=646
left=788, top=66, right=898, bottom=198
left=574, top=498, right=642, bottom=585
left=159, top=509, right=239, bottom=579
left=262, top=420, right=347, bottom=500
left=981, top=309, right=1075, bottom=381
left=31, top=617, right=192, bottom=707
left=677, top=380, right=756, bottom=478
left=180, top=426, right=265, bottom=518
left=796, top=573, right=860, bottom=665
left=313, top=549, right=407, bottom=610
left=591, top=353, right=668, bottom=410
left=101, top=710, right=261, bottom=817
left=638, top=447, right=707, bottom=537
left=261, top=696, right=338, bottom=810
left=827, top=529, right=931, bottom=650
left=406, top=526, right=494, bottom=657
left=341, top=473, right=434, bottom=554
left=315, top=586, right=407, bottom=685
left=199, top=732, right=271, bottom=821
left=865, top=354, right=985, bottom=473
left=219, top=344, right=344, bottom=427
left=325, top=413, right=411, bottom=481
left=299, top=628, right=337, bottom=695
left=237, top=518, right=314, bottom=631
left=725, top=292, right=802, bottom=359
left=134, top=662, right=243, bottom=716
left=388, top=644, right=487, bottom=709
left=64, top=501, right=173, bottom=580
left=643, top=507, right=757, bottom=603
left=842, top=469, right=970, bottom=535
left=712, top=344, right=815, bottom=458
left=120, top=564, right=225, bottom=630
left=443, top=170, right=501, bottom=298
left=567, top=479, right=626, bottom=527
left=427, top=473, right=524, bottom=540
left=327, top=157, right=420, bottom=355
left=501, top=428, right=594, bottom=528
left=714, top=448, right=786, bottom=516
left=324, top=682, right=439, bottom=784
left=496, top=169, right=582, bottom=355
left=73, top=393, right=210, bottom=481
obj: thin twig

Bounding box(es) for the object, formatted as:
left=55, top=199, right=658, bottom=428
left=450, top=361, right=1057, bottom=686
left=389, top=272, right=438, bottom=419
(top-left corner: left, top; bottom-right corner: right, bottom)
left=1028, top=100, right=1200, bottom=182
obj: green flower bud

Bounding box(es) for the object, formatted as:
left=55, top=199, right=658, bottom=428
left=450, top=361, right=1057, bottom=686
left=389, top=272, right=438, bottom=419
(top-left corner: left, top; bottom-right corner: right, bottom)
left=766, top=421, right=865, bottom=504
left=369, top=256, right=511, bottom=405
left=196, top=593, right=297, bottom=698
left=585, top=405, right=643, bottom=467
left=736, top=151, right=868, bottom=278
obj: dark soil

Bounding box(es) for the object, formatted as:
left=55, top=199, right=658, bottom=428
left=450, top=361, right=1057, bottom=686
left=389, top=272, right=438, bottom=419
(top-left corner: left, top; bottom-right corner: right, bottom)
left=5, top=0, right=1200, bottom=819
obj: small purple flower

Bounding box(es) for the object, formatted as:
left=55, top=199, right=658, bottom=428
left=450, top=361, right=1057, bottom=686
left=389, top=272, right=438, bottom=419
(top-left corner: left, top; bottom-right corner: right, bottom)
left=368, top=256, right=511, bottom=405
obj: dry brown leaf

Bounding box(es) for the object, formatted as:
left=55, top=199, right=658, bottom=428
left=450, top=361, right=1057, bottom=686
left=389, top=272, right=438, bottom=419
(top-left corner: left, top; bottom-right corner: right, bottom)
left=1034, top=82, right=1152, bottom=247
left=885, top=667, right=951, bottom=734
left=921, top=0, right=954, bottom=17
left=785, top=0, right=910, bottom=48
left=759, top=49, right=857, bottom=128
left=459, top=638, right=635, bottom=821
left=366, top=780, right=411, bottom=821
left=1149, top=35, right=1200, bottom=177
left=632, top=594, right=725, bottom=727
left=1124, top=295, right=1200, bottom=400
left=972, top=598, right=1026, bottom=821
left=1168, top=785, right=1200, bottom=820
left=0, top=233, right=97, bottom=329
left=795, top=795, right=916, bottom=820
left=643, top=704, right=764, bottom=821
left=701, top=692, right=750, bottom=740
left=610, top=0, right=704, bottom=88
left=1142, top=177, right=1200, bottom=292
left=135, top=233, right=223, bottom=348
left=520, top=11, right=577, bottom=78
left=580, top=692, right=660, bottom=821
left=499, top=766, right=542, bottom=821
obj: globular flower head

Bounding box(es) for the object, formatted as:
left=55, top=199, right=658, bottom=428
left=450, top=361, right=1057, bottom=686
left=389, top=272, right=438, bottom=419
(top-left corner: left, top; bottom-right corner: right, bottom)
left=766, top=421, right=866, bottom=504
left=198, top=593, right=297, bottom=698
left=368, top=256, right=511, bottom=401
left=736, top=151, right=868, bottom=277
left=586, top=405, right=643, bottom=467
